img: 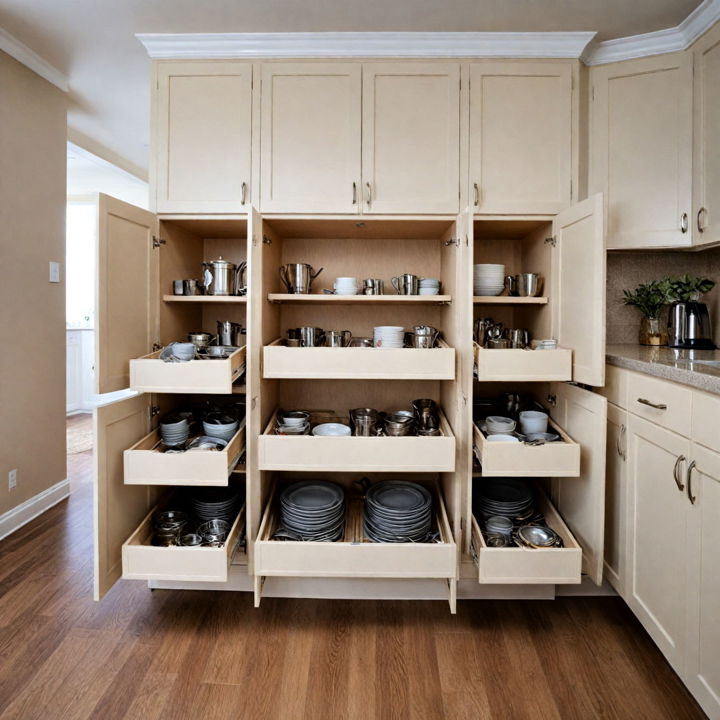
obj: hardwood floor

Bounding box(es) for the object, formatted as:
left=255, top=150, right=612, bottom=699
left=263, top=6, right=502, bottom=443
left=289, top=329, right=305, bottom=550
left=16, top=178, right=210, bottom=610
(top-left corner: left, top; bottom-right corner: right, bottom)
left=0, top=448, right=706, bottom=720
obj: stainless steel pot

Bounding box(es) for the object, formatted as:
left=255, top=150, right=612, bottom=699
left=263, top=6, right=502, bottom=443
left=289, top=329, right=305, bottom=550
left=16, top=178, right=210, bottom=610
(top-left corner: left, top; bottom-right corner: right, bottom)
left=279, top=263, right=323, bottom=294
left=202, top=257, right=246, bottom=296
left=188, top=331, right=213, bottom=351
left=216, top=320, right=244, bottom=346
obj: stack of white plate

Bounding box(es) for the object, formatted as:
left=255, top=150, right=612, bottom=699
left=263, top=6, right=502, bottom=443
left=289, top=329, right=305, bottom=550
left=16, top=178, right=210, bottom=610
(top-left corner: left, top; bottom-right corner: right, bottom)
left=473, top=264, right=505, bottom=296
left=334, top=277, right=359, bottom=295
left=203, top=413, right=240, bottom=441
left=419, top=278, right=441, bottom=296
left=277, top=481, right=345, bottom=541
left=475, top=478, right=533, bottom=520
left=160, top=416, right=189, bottom=446
left=373, top=326, right=404, bottom=348
left=364, top=481, right=434, bottom=543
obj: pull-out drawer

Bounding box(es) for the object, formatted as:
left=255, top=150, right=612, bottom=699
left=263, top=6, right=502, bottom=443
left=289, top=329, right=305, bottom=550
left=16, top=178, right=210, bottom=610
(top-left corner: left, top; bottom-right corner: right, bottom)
left=263, top=339, right=455, bottom=380
left=473, top=420, right=580, bottom=477
left=258, top=411, right=455, bottom=472
left=470, top=492, right=581, bottom=584
left=123, top=501, right=245, bottom=582
left=130, top=346, right=246, bottom=394
left=474, top=343, right=572, bottom=382
left=124, top=421, right=245, bottom=485
left=627, top=372, right=691, bottom=436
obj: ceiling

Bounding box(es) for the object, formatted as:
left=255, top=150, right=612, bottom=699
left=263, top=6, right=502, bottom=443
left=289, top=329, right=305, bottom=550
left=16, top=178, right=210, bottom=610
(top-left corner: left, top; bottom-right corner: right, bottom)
left=0, top=0, right=702, bottom=177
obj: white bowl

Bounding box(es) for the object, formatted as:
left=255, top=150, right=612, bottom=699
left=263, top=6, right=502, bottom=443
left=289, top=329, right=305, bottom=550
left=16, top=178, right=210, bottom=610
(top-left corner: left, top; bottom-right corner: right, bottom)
left=486, top=434, right=519, bottom=443
left=519, top=411, right=549, bottom=435
left=312, top=423, right=351, bottom=437
left=486, top=416, right=517, bottom=434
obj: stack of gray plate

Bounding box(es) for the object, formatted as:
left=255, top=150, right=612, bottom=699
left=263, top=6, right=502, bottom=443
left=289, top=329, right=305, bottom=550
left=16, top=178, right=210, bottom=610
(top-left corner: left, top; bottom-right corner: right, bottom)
left=475, top=478, right=533, bottom=520
left=190, top=487, right=242, bottom=525
left=277, top=481, right=345, bottom=542
left=364, top=481, right=433, bottom=543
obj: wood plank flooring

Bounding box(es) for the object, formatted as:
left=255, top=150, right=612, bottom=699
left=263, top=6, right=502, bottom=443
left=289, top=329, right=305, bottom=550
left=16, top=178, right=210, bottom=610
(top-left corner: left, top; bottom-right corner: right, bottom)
left=0, top=439, right=707, bottom=720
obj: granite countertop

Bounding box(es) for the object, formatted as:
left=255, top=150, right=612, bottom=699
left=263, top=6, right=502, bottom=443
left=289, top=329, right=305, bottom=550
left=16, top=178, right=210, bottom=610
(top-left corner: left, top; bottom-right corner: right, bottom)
left=606, top=344, right=720, bottom=395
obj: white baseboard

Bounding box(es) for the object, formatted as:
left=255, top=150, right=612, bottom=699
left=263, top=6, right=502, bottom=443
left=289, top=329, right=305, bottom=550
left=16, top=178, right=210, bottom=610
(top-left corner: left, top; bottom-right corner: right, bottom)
left=0, top=479, right=70, bottom=541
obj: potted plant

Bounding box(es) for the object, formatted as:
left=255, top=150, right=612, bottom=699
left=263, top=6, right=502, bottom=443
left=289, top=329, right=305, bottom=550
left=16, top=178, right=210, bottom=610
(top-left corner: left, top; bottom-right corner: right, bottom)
left=623, top=279, right=672, bottom=345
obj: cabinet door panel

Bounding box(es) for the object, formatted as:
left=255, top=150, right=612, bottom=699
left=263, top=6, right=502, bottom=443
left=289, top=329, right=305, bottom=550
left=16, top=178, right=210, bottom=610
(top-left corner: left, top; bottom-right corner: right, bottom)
left=693, top=22, right=720, bottom=247
left=362, top=63, right=460, bottom=214
left=96, top=194, right=158, bottom=394
left=552, top=193, right=605, bottom=387
left=591, top=54, right=692, bottom=248
left=155, top=62, right=252, bottom=213
left=260, top=64, right=361, bottom=213
left=604, top=403, right=628, bottom=596
left=469, top=62, right=572, bottom=214
left=627, top=415, right=690, bottom=670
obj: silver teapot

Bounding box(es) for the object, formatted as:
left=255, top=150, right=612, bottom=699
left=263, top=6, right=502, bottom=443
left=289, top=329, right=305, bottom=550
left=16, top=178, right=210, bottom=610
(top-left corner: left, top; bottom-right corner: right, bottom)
left=202, top=257, right=247, bottom=296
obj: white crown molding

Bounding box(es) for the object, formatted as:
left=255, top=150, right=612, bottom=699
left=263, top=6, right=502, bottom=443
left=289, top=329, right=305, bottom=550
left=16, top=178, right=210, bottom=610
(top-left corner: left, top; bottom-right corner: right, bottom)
left=136, top=31, right=597, bottom=60
left=0, top=26, right=68, bottom=91
left=584, top=0, right=720, bottom=65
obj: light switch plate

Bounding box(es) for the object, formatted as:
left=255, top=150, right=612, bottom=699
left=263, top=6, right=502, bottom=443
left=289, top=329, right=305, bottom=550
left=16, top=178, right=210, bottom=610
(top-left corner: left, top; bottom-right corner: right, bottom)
left=49, top=261, right=60, bottom=283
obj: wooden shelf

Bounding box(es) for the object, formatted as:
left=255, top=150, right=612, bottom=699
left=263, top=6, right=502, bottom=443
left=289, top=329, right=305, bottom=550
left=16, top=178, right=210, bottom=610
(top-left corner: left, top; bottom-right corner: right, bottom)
left=268, top=293, right=451, bottom=305
left=473, top=296, right=548, bottom=305
left=163, top=295, right=247, bottom=303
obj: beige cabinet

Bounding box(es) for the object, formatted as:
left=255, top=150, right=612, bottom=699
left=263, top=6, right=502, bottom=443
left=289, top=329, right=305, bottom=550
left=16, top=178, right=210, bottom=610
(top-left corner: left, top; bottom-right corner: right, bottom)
left=603, top=402, right=627, bottom=595
left=590, top=53, right=693, bottom=249
left=693, top=22, right=720, bottom=247
left=260, top=64, right=361, bottom=213
left=154, top=62, right=253, bottom=213
left=469, top=62, right=572, bottom=215
left=362, top=63, right=460, bottom=214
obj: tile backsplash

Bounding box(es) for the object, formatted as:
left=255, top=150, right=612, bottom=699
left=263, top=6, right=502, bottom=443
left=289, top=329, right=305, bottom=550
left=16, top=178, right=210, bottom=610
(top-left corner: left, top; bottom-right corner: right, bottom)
left=607, top=248, right=720, bottom=345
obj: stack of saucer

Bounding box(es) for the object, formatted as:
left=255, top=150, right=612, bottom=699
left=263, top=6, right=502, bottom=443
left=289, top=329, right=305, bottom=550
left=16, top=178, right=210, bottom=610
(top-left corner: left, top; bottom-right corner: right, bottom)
left=334, top=277, right=359, bottom=295
left=373, top=326, right=404, bottom=348
left=160, top=416, right=189, bottom=446
left=473, top=264, right=505, bottom=296
left=419, top=278, right=441, bottom=295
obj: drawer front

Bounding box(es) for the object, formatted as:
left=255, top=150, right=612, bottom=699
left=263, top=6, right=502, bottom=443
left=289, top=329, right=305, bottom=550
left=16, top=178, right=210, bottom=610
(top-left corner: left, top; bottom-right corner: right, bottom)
left=599, top=364, right=629, bottom=408
left=691, top=390, right=720, bottom=450
left=475, top=345, right=572, bottom=382
left=627, top=373, right=691, bottom=436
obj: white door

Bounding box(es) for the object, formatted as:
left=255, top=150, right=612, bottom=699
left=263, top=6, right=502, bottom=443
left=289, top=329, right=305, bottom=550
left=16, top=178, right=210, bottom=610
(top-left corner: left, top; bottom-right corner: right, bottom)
left=260, top=64, right=361, bottom=214
left=591, top=53, right=693, bottom=249
left=155, top=62, right=253, bottom=213
left=685, top=443, right=720, bottom=719
left=551, top=193, right=605, bottom=387
left=469, top=62, right=572, bottom=214
left=626, top=414, right=690, bottom=670
left=693, top=22, right=720, bottom=247
left=362, top=63, right=460, bottom=214
left=96, top=194, right=158, bottom=394
left=604, top=403, right=628, bottom=596
left=550, top=383, right=607, bottom=585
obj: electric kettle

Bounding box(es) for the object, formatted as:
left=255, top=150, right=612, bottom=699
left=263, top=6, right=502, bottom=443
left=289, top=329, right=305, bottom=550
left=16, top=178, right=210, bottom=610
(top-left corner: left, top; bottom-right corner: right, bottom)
left=667, top=301, right=716, bottom=349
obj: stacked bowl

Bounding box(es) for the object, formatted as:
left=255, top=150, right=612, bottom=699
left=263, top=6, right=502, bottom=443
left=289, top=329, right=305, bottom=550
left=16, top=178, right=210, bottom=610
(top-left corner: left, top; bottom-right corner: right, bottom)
left=203, top=412, right=239, bottom=441
left=334, top=277, right=359, bottom=295
left=374, top=326, right=404, bottom=348
left=160, top=415, right=189, bottom=447
left=277, top=410, right=310, bottom=435
left=473, top=264, right=505, bottom=296
left=419, top=278, right=441, bottom=295
left=277, top=481, right=345, bottom=541
left=475, top=478, right=534, bottom=521
left=364, top=480, right=434, bottom=543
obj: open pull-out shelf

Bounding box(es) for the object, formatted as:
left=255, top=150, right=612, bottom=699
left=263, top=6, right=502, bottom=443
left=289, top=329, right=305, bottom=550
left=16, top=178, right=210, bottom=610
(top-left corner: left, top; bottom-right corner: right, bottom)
left=254, top=482, right=457, bottom=611
left=122, top=500, right=245, bottom=583
left=473, top=419, right=580, bottom=477
left=124, top=421, right=245, bottom=486
left=258, top=411, right=455, bottom=472
left=263, top=339, right=455, bottom=380
left=130, top=346, right=246, bottom=394
left=474, top=343, right=572, bottom=382
left=470, top=491, right=581, bottom=584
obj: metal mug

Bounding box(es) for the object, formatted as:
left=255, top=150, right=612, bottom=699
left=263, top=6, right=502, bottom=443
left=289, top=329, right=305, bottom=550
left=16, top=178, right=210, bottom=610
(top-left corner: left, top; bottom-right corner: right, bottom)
left=350, top=408, right=381, bottom=436
left=299, top=326, right=324, bottom=347
left=173, top=280, right=184, bottom=295
left=391, top=274, right=419, bottom=295
left=505, top=275, right=519, bottom=296
left=504, top=328, right=529, bottom=349
left=517, top=273, right=542, bottom=297
left=412, top=399, right=439, bottom=431
left=325, top=331, right=345, bottom=347
left=409, top=333, right=437, bottom=349
left=364, top=278, right=385, bottom=295
left=216, top=320, right=243, bottom=346
left=341, top=330, right=352, bottom=346
left=183, top=279, right=202, bottom=296
left=279, top=263, right=323, bottom=294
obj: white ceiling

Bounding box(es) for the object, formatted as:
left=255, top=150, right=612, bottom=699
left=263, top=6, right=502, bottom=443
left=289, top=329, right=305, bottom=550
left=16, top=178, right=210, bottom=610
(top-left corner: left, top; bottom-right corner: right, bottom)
left=0, top=0, right=702, bottom=177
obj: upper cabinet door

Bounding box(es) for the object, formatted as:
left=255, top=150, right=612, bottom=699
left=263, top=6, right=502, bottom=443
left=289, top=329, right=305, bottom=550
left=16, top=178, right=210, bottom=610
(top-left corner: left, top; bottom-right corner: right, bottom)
left=260, top=63, right=361, bottom=214
left=362, top=63, right=460, bottom=214
left=693, top=22, right=720, bottom=248
left=552, top=193, right=605, bottom=387
left=96, top=194, right=158, bottom=394
left=590, top=53, right=693, bottom=249
left=469, top=62, right=572, bottom=215
left=550, top=383, right=607, bottom=586
left=155, top=62, right=252, bottom=214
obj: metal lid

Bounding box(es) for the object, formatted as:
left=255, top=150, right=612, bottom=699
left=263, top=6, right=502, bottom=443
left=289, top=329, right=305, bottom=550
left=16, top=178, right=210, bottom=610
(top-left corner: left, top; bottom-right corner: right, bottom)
left=210, top=256, right=235, bottom=268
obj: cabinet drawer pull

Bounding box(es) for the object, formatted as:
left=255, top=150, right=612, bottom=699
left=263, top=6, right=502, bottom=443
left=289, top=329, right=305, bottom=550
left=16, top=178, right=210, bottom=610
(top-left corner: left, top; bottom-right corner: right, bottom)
left=616, top=423, right=626, bottom=460
left=352, top=182, right=357, bottom=205
left=681, top=212, right=689, bottom=233
left=473, top=183, right=479, bottom=207
left=365, top=182, right=372, bottom=205
left=698, top=207, right=707, bottom=233
left=637, top=397, right=667, bottom=410
left=241, top=182, right=247, bottom=205
left=686, top=460, right=697, bottom=504
left=673, top=455, right=686, bottom=492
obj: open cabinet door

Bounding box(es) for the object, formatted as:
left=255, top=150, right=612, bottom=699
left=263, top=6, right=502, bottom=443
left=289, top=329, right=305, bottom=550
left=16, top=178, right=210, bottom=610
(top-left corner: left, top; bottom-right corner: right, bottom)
left=96, top=194, right=158, bottom=393
left=552, top=193, right=605, bottom=387
left=550, top=382, right=607, bottom=585
left=94, top=394, right=156, bottom=600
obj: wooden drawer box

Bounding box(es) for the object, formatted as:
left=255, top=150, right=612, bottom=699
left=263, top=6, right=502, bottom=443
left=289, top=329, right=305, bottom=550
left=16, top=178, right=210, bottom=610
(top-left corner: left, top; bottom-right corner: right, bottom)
left=130, top=346, right=245, bottom=394
left=124, top=421, right=245, bottom=485
left=470, top=493, right=581, bottom=584
left=473, top=420, right=580, bottom=477
left=258, top=412, right=455, bottom=472
left=474, top=343, right=572, bottom=382
left=122, top=502, right=245, bottom=582
left=627, top=372, right=691, bottom=436
left=263, top=339, right=455, bottom=380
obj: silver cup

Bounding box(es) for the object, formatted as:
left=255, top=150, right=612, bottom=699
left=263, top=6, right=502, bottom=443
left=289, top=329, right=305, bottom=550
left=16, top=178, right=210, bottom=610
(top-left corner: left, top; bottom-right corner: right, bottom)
left=325, top=331, right=345, bottom=347
left=517, top=273, right=542, bottom=297
left=364, top=278, right=385, bottom=295
left=391, top=274, right=419, bottom=295
left=299, top=327, right=324, bottom=347
left=504, top=328, right=530, bottom=349
left=173, top=280, right=184, bottom=295
left=412, top=399, right=439, bottom=431
left=183, top=279, right=201, bottom=296
left=350, top=408, right=381, bottom=436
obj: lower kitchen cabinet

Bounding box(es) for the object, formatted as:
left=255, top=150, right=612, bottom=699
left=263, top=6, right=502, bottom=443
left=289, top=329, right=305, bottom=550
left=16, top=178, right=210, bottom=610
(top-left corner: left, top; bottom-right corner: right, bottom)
left=603, top=402, right=627, bottom=595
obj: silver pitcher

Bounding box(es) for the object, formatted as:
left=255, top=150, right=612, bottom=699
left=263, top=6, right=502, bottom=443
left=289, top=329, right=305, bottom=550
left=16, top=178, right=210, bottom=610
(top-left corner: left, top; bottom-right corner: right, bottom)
left=391, top=274, right=419, bottom=295
left=216, top=321, right=244, bottom=346
left=503, top=328, right=530, bottom=349
left=279, top=263, right=323, bottom=294
left=202, top=258, right=246, bottom=296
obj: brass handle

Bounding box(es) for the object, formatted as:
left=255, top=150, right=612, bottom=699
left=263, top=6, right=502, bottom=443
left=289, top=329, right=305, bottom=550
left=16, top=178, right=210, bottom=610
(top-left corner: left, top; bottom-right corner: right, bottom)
left=352, top=182, right=357, bottom=205
left=473, top=183, right=479, bottom=207
left=241, top=182, right=247, bottom=205
left=637, top=398, right=667, bottom=410
left=686, top=460, right=697, bottom=504
left=365, top=182, right=372, bottom=205
left=673, top=455, right=686, bottom=492
left=616, top=423, right=626, bottom=460
left=698, top=207, right=707, bottom=233
left=681, top=212, right=689, bottom=233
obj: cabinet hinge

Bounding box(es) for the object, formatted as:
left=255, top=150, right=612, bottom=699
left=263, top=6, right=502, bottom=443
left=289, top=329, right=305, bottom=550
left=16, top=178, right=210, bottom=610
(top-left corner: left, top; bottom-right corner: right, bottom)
left=591, top=86, right=595, bottom=101
left=150, top=405, right=161, bottom=417
left=443, top=238, right=461, bottom=248
left=262, top=235, right=272, bottom=244
left=547, top=394, right=557, bottom=408
left=152, top=342, right=162, bottom=352
left=152, top=235, right=166, bottom=249
left=544, top=236, right=557, bottom=247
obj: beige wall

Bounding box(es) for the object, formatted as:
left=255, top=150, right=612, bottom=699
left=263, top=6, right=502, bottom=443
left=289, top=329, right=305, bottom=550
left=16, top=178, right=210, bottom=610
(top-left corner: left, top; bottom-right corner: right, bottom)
left=0, top=50, right=67, bottom=516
